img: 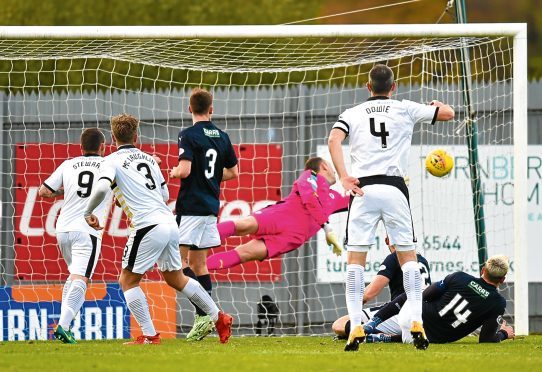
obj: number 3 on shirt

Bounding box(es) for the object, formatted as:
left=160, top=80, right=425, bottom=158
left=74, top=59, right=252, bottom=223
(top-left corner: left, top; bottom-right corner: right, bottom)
left=205, top=149, right=217, bottom=179
left=137, top=163, right=157, bottom=190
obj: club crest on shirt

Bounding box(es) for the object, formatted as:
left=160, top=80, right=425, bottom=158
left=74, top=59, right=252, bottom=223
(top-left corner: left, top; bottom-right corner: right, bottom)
left=306, top=176, right=318, bottom=190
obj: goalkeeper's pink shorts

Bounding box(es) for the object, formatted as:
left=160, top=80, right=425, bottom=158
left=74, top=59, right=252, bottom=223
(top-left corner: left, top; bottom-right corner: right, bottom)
left=252, top=203, right=316, bottom=259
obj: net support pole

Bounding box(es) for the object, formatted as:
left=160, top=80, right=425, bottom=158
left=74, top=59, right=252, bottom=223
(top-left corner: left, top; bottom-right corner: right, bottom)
left=295, top=83, right=308, bottom=334
left=455, top=0, right=488, bottom=272
left=0, top=92, right=4, bottom=286
left=513, top=24, right=529, bottom=336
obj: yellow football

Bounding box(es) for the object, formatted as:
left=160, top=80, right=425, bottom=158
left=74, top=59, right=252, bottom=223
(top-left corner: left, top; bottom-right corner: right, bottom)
left=425, top=149, right=454, bottom=177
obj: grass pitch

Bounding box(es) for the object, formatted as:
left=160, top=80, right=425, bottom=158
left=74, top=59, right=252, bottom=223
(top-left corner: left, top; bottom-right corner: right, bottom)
left=1, top=335, right=541, bottom=372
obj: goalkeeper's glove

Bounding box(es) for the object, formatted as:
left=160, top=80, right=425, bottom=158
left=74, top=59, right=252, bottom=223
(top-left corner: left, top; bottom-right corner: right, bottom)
left=323, top=224, right=342, bottom=256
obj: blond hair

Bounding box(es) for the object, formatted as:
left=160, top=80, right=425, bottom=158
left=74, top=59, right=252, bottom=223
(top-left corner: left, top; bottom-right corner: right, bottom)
left=484, top=255, right=509, bottom=283
left=111, top=114, right=138, bottom=144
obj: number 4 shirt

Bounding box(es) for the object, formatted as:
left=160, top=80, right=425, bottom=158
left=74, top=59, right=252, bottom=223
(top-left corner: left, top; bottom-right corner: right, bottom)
left=175, top=121, right=238, bottom=217
left=332, top=96, right=438, bottom=178
left=43, top=154, right=110, bottom=237
left=99, top=145, right=173, bottom=230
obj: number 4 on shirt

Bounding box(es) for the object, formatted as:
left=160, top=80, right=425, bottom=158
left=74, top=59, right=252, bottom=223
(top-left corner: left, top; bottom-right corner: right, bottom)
left=370, top=118, right=389, bottom=148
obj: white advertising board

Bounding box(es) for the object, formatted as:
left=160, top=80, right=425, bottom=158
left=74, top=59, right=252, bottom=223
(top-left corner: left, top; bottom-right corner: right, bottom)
left=316, top=145, right=539, bottom=283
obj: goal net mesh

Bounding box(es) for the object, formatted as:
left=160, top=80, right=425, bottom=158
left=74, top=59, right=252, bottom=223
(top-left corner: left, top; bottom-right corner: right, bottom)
left=0, top=34, right=515, bottom=340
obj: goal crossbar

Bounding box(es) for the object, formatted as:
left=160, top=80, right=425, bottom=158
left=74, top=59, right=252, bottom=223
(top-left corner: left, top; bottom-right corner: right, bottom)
left=0, top=23, right=527, bottom=39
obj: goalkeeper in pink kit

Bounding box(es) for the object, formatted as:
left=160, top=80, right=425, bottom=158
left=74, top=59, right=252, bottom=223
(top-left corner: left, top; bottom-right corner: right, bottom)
left=207, top=157, right=349, bottom=270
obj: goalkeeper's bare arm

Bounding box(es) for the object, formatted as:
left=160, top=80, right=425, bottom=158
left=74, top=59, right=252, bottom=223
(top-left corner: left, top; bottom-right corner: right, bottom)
left=207, top=157, right=349, bottom=270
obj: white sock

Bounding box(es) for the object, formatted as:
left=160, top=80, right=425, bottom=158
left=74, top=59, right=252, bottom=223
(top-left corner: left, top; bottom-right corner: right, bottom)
left=402, top=261, right=423, bottom=323
left=124, top=286, right=156, bottom=336
left=346, top=264, right=365, bottom=328
left=182, top=278, right=219, bottom=322
left=59, top=279, right=86, bottom=329
left=62, top=279, right=73, bottom=304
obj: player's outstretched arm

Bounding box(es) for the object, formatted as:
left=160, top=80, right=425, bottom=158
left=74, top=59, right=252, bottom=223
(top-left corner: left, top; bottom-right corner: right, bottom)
left=479, top=317, right=514, bottom=343
left=328, top=129, right=362, bottom=196
left=170, top=160, right=191, bottom=179
left=363, top=275, right=390, bottom=303
left=83, top=178, right=110, bottom=230
left=38, top=185, right=64, bottom=198
left=430, top=100, right=455, bottom=121
left=222, top=164, right=239, bottom=181
left=323, top=224, right=342, bottom=256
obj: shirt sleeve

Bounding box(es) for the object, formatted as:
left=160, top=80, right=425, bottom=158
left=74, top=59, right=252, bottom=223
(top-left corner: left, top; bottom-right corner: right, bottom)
left=43, top=161, right=66, bottom=192
left=295, top=170, right=328, bottom=227
left=423, top=273, right=454, bottom=301
left=377, top=253, right=398, bottom=280
left=178, top=130, right=194, bottom=162
left=98, top=157, right=116, bottom=185
left=223, top=134, right=238, bottom=169
left=330, top=190, right=350, bottom=214
left=403, top=99, right=439, bottom=125
left=331, top=111, right=350, bottom=137
left=478, top=300, right=506, bottom=343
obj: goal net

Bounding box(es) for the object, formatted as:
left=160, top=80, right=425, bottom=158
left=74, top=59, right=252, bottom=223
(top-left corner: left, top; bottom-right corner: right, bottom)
left=0, top=25, right=528, bottom=340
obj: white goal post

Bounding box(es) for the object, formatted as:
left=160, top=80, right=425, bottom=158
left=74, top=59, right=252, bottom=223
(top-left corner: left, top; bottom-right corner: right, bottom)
left=0, top=23, right=528, bottom=338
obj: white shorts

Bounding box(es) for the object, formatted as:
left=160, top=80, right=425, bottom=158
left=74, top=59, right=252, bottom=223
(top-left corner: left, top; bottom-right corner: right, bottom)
left=178, top=215, right=220, bottom=249
left=346, top=184, right=415, bottom=251
left=122, top=223, right=182, bottom=274
left=376, top=314, right=402, bottom=336
left=57, top=231, right=101, bottom=279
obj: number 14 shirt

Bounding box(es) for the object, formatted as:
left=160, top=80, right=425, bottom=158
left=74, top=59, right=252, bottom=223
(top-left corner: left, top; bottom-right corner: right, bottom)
left=176, top=121, right=238, bottom=217
left=332, top=96, right=438, bottom=178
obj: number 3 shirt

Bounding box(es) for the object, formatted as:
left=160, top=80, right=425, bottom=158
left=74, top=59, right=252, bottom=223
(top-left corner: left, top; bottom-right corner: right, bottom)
left=99, top=145, right=173, bottom=230
left=175, top=121, right=238, bottom=218
left=332, top=96, right=438, bottom=178
left=43, top=154, right=110, bottom=237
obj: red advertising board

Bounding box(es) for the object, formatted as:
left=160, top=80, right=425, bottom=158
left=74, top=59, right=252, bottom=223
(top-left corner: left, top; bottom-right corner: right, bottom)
left=14, top=142, right=283, bottom=283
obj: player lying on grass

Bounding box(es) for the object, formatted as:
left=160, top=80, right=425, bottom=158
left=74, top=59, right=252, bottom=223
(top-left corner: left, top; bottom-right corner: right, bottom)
left=39, top=128, right=111, bottom=344
left=332, top=241, right=431, bottom=342
left=349, top=255, right=515, bottom=344
left=84, top=114, right=232, bottom=344
left=206, top=157, right=349, bottom=271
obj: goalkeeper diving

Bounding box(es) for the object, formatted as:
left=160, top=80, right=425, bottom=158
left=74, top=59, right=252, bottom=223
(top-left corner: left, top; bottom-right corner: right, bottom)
left=207, top=157, right=349, bottom=270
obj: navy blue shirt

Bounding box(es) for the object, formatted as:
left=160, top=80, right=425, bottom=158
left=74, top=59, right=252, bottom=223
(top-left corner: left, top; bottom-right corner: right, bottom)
left=423, top=271, right=506, bottom=343
left=377, top=252, right=431, bottom=300
left=175, top=121, right=237, bottom=217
